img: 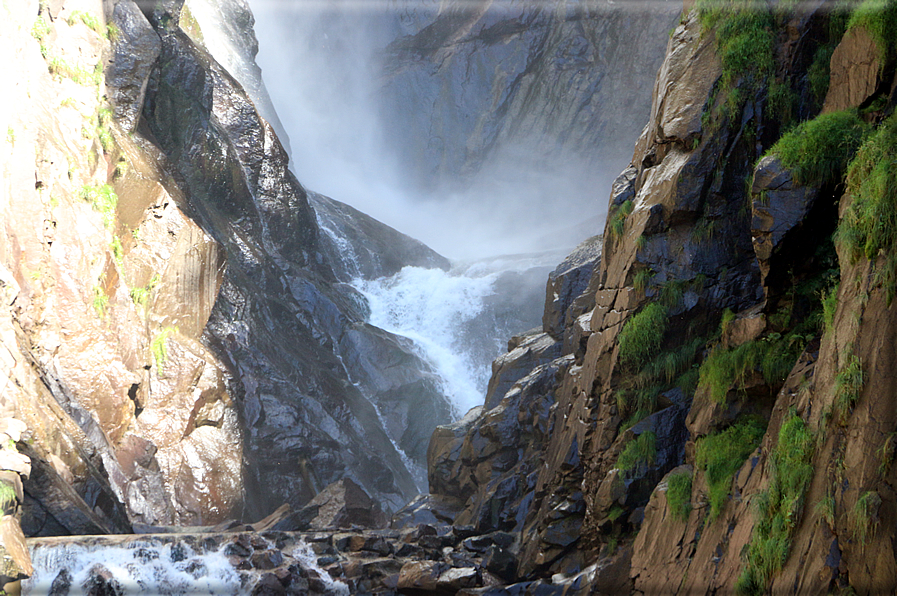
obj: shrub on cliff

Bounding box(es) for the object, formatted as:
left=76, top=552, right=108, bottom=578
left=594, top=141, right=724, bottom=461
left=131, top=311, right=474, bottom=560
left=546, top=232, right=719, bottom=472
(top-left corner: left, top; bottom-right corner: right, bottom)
left=696, top=0, right=775, bottom=123
left=695, top=418, right=766, bottom=520
left=737, top=413, right=815, bottom=595
left=618, top=302, right=668, bottom=368
left=666, top=470, right=693, bottom=521
left=848, top=0, right=897, bottom=62
left=766, top=109, right=870, bottom=187
left=837, top=113, right=897, bottom=301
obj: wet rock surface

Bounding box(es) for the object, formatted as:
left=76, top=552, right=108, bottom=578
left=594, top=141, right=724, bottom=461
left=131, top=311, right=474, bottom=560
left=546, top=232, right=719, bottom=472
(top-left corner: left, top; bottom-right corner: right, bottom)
left=141, top=0, right=455, bottom=516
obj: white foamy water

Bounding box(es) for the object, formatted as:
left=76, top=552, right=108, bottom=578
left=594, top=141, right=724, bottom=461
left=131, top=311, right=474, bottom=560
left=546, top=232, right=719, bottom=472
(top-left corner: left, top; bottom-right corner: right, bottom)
left=24, top=539, right=241, bottom=595
left=354, top=252, right=564, bottom=416
left=23, top=536, right=350, bottom=596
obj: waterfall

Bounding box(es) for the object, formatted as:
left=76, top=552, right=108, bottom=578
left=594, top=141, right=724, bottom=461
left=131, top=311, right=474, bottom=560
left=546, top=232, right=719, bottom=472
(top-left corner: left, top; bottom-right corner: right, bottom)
left=354, top=251, right=564, bottom=416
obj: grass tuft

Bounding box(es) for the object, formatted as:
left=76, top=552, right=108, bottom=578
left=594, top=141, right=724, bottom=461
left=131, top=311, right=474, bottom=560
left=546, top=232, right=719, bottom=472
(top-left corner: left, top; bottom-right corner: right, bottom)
left=736, top=413, right=815, bottom=595
left=695, top=418, right=766, bottom=521
left=834, top=353, right=863, bottom=424
left=696, top=0, right=776, bottom=125
left=80, top=184, right=118, bottom=229
left=847, top=0, right=897, bottom=63
left=67, top=10, right=102, bottom=34
left=766, top=110, right=871, bottom=187
left=151, top=326, right=176, bottom=376
left=666, top=470, right=693, bottom=522
left=837, top=114, right=897, bottom=303
left=617, top=431, right=657, bottom=474
left=853, top=491, right=881, bottom=544
left=618, top=303, right=668, bottom=368
left=92, top=285, right=108, bottom=318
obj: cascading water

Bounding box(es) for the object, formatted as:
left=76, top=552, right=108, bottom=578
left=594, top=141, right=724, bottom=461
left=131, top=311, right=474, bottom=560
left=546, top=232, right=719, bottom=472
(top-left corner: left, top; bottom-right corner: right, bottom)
left=354, top=251, right=565, bottom=416
left=23, top=535, right=349, bottom=596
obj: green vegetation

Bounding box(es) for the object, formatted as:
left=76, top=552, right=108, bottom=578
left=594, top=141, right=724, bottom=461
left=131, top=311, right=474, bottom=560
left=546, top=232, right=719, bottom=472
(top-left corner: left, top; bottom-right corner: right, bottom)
left=695, top=418, right=766, bottom=520
left=0, top=482, right=16, bottom=514
left=92, top=285, right=108, bottom=318
left=633, top=268, right=653, bottom=294
left=31, top=15, right=51, bottom=57
left=834, top=353, right=863, bottom=424
left=48, top=58, right=103, bottom=86
left=853, top=490, right=881, bottom=544
left=608, top=199, right=634, bottom=241
left=736, top=413, right=815, bottom=595
left=808, top=45, right=836, bottom=107
left=106, top=23, right=120, bottom=42
left=816, top=493, right=836, bottom=528
left=130, top=274, right=160, bottom=308
left=617, top=431, right=657, bottom=473
left=821, top=282, right=840, bottom=334
left=666, top=470, right=693, bottom=521
left=618, top=303, right=668, bottom=368
left=696, top=0, right=776, bottom=124
left=5, top=127, right=13, bottom=145
left=837, top=114, right=897, bottom=302
left=766, top=110, right=870, bottom=187
left=110, top=236, right=124, bottom=268
left=608, top=505, right=626, bottom=522
left=96, top=107, right=114, bottom=153
left=80, top=184, right=118, bottom=229
left=878, top=432, right=897, bottom=475
left=67, top=10, right=102, bottom=34
left=698, top=334, right=807, bottom=404
left=847, top=0, right=897, bottom=62
left=151, top=326, right=176, bottom=375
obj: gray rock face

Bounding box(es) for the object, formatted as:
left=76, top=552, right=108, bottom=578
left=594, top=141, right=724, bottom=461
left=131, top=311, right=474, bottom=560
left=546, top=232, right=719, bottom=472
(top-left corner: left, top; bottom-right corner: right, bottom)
left=750, top=155, right=820, bottom=286
left=142, top=2, right=454, bottom=518
left=542, top=235, right=602, bottom=339
left=106, top=0, right=162, bottom=131
left=380, top=1, right=681, bottom=194
left=309, top=191, right=450, bottom=282
left=179, top=0, right=292, bottom=152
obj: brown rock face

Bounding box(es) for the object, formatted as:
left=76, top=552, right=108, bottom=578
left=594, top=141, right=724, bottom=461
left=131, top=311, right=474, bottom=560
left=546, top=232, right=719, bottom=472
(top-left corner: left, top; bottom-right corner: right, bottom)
left=823, top=26, right=883, bottom=114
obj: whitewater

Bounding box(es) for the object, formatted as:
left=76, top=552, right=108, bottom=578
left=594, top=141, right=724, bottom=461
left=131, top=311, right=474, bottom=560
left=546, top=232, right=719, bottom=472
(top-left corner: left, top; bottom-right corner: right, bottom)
left=353, top=251, right=564, bottom=417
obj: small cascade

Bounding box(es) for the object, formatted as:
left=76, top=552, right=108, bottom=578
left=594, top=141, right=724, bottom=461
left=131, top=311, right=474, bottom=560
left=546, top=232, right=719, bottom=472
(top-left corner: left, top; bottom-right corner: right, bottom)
left=354, top=251, right=563, bottom=416
left=23, top=534, right=349, bottom=595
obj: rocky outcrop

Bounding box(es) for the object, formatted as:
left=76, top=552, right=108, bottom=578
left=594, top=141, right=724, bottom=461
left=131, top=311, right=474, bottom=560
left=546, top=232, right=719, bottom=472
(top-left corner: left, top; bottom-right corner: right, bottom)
left=309, top=191, right=451, bottom=282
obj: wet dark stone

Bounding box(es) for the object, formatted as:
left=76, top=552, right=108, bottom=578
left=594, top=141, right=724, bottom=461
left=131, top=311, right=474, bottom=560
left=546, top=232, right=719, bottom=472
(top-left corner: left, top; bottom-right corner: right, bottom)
left=250, top=549, right=284, bottom=570
left=483, top=545, right=517, bottom=582
left=251, top=572, right=286, bottom=595
left=82, top=564, right=124, bottom=596
left=48, top=568, right=72, bottom=596
left=170, top=542, right=188, bottom=563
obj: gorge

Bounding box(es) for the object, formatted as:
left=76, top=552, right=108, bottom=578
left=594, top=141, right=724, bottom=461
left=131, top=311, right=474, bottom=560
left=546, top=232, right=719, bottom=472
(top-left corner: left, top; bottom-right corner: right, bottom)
left=2, top=0, right=897, bottom=594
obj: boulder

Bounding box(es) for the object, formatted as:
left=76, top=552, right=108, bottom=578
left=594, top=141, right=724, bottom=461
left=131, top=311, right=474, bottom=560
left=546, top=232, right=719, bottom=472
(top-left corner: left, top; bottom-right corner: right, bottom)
left=298, top=478, right=388, bottom=530
left=485, top=332, right=561, bottom=410
left=0, top=515, right=31, bottom=582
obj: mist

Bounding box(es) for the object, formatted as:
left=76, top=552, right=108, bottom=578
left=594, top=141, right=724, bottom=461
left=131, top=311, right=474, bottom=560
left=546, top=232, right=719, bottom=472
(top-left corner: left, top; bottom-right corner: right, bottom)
left=246, top=0, right=672, bottom=260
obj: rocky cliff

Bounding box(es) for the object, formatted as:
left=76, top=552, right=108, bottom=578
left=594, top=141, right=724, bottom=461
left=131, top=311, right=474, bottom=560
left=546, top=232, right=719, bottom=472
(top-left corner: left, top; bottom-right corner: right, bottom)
left=0, top=0, right=459, bottom=553
left=417, top=0, right=897, bottom=594
left=4, top=0, right=897, bottom=594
